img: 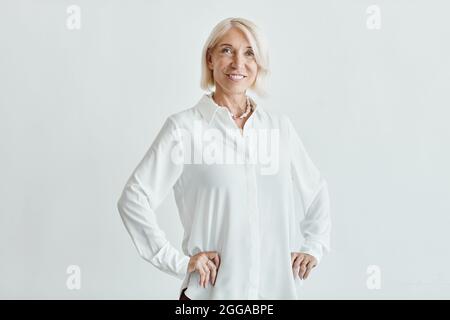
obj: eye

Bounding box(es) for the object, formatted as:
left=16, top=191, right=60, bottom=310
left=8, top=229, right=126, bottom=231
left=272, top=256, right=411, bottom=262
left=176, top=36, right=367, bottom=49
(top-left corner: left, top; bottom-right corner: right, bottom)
left=246, top=50, right=255, bottom=57
left=221, top=47, right=232, bottom=54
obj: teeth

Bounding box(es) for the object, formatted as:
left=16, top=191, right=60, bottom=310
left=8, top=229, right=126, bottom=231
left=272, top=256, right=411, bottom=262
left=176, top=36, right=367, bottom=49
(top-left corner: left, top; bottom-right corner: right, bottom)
left=228, top=74, right=245, bottom=80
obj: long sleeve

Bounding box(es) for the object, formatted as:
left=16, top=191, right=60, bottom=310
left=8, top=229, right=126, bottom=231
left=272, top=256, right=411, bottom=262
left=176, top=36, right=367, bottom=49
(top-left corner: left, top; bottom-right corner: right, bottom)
left=287, top=117, right=331, bottom=265
left=117, top=116, right=190, bottom=280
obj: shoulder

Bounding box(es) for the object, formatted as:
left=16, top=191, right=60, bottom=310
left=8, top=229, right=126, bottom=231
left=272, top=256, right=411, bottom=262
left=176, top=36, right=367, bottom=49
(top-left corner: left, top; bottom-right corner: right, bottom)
left=166, top=107, right=199, bottom=128
left=163, top=95, right=208, bottom=129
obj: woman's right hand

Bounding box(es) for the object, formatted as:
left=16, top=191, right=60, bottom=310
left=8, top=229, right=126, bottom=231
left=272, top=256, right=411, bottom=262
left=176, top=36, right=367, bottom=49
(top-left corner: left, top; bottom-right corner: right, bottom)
left=188, top=251, right=221, bottom=288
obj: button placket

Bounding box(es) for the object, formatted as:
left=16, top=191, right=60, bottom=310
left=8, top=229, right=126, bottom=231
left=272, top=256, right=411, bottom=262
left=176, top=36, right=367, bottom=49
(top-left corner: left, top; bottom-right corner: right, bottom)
left=245, top=131, right=260, bottom=299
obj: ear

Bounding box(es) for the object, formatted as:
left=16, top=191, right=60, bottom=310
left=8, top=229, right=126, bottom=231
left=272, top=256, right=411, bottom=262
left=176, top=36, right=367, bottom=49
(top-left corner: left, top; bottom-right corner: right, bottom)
left=206, top=49, right=214, bottom=70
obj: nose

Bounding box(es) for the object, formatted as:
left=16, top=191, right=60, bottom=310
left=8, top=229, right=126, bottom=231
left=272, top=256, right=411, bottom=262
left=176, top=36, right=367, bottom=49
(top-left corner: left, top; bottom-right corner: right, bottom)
left=231, top=52, right=245, bottom=69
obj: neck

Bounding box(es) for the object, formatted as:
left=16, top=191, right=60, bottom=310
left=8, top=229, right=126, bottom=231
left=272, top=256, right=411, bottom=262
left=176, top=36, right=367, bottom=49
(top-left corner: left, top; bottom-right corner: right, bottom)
left=212, top=89, right=247, bottom=114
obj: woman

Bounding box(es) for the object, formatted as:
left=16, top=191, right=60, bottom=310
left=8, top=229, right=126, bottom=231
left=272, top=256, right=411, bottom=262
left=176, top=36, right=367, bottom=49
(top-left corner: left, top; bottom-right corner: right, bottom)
left=117, top=17, right=331, bottom=300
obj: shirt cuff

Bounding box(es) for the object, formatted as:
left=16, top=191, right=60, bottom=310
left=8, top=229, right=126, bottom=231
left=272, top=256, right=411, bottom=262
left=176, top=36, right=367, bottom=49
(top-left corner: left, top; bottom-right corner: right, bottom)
left=299, top=239, right=325, bottom=266
left=149, top=241, right=191, bottom=280
left=178, top=255, right=191, bottom=280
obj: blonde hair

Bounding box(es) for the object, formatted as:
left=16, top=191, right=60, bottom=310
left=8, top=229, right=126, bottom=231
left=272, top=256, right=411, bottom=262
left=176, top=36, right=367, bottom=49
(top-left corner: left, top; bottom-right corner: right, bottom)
left=200, top=17, right=270, bottom=98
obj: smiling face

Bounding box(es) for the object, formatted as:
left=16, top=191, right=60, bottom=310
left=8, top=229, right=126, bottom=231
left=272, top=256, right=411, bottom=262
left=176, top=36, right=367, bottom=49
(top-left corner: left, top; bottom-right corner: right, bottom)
left=207, top=27, right=258, bottom=95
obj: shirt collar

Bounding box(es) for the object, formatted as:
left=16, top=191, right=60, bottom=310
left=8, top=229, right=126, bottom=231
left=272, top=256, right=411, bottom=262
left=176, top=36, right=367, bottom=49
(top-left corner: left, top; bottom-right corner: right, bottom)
left=195, top=92, right=263, bottom=125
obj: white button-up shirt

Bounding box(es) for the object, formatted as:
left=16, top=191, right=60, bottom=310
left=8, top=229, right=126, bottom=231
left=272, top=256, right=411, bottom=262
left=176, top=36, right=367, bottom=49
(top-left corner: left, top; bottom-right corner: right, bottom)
left=117, top=93, right=331, bottom=300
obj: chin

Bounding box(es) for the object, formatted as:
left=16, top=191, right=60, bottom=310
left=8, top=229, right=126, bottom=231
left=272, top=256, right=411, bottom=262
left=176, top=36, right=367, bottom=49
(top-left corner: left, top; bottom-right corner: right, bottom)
left=228, top=88, right=248, bottom=95
left=224, top=84, right=249, bottom=92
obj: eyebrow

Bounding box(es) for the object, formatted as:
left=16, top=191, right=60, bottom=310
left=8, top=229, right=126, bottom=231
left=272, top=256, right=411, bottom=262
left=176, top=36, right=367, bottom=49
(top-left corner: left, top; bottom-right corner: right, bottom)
left=219, top=43, right=253, bottom=49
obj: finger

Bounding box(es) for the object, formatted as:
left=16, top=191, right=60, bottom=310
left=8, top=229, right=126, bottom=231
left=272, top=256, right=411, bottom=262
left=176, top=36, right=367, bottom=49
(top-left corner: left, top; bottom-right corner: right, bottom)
left=208, top=252, right=220, bottom=269
left=310, top=256, right=317, bottom=267
left=291, top=252, right=298, bottom=266
left=293, top=254, right=304, bottom=269
left=204, top=261, right=212, bottom=286
left=299, top=259, right=309, bottom=280
left=213, top=253, right=220, bottom=271
left=207, top=251, right=217, bottom=261
left=198, top=255, right=209, bottom=287
left=303, top=262, right=314, bottom=280
left=198, top=266, right=205, bottom=287
left=208, top=260, right=217, bottom=285
left=201, top=264, right=208, bottom=288
left=291, top=255, right=303, bottom=279
left=205, top=263, right=212, bottom=288
left=202, top=264, right=210, bottom=288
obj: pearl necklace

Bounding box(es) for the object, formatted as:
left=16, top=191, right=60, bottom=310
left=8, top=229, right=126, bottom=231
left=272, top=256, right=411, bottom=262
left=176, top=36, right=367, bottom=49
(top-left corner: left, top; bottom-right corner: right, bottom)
left=212, top=93, right=253, bottom=120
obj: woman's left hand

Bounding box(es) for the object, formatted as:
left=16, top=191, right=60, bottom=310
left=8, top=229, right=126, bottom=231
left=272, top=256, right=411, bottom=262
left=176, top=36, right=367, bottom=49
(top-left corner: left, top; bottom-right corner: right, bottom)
left=291, top=252, right=317, bottom=280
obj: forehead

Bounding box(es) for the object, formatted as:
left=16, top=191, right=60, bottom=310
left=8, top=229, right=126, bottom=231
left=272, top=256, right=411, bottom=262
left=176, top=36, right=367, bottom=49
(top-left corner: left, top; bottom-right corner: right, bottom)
left=217, top=27, right=251, bottom=47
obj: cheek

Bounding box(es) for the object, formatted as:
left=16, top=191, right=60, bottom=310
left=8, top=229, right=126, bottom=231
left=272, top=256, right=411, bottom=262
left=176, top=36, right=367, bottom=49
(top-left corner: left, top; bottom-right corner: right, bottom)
left=249, top=69, right=258, bottom=81
left=248, top=64, right=258, bottom=76
left=213, top=58, right=227, bottom=73
left=215, top=63, right=229, bottom=75
left=212, top=67, right=225, bottom=80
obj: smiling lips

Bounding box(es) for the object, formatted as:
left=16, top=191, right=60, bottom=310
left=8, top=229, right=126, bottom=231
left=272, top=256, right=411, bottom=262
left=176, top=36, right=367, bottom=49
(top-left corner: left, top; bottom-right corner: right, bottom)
left=226, top=73, right=247, bottom=81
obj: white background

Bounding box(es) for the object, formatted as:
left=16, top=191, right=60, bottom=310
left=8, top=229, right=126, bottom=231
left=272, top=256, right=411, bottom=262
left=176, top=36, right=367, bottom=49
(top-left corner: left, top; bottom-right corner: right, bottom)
left=1, top=0, right=449, bottom=299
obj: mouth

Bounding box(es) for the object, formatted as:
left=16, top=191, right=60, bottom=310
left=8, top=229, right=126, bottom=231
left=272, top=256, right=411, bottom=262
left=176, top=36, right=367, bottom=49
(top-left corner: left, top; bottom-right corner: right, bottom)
left=226, top=73, right=247, bottom=81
